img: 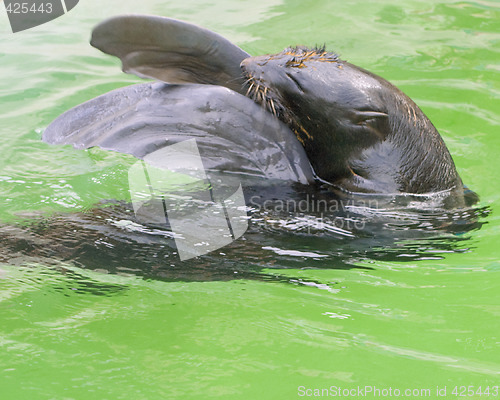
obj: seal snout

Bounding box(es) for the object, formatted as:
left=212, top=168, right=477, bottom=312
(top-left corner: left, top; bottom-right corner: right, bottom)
left=240, top=57, right=263, bottom=85
left=240, top=57, right=270, bottom=101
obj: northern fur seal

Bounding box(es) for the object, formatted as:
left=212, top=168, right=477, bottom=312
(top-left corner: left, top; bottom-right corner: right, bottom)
left=43, top=15, right=474, bottom=206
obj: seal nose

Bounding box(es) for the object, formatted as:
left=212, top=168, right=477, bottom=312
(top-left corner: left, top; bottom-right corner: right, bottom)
left=240, top=57, right=252, bottom=70
left=240, top=57, right=266, bottom=83
left=240, top=57, right=258, bottom=80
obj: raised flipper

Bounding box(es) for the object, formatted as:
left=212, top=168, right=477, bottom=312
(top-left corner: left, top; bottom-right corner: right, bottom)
left=42, top=82, right=314, bottom=185
left=90, top=15, right=250, bottom=93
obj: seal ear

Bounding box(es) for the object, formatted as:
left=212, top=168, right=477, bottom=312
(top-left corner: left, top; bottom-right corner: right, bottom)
left=90, top=15, right=250, bottom=93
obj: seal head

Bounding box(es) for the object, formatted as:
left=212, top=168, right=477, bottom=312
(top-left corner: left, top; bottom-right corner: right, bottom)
left=241, top=47, right=464, bottom=196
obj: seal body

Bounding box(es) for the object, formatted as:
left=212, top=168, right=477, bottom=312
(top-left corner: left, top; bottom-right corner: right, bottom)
left=30, top=15, right=485, bottom=269
left=241, top=47, right=464, bottom=196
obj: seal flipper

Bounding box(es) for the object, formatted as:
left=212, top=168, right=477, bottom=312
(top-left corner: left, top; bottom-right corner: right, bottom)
left=91, top=15, right=250, bottom=93
left=42, top=82, right=314, bottom=185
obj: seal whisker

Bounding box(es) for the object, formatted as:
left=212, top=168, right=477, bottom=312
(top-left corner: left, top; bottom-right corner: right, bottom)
left=270, top=98, right=277, bottom=116
left=253, top=84, right=260, bottom=101
left=260, top=89, right=266, bottom=104
left=246, top=82, right=254, bottom=97
left=226, top=76, right=244, bottom=85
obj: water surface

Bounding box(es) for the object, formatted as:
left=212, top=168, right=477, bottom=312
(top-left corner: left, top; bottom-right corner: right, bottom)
left=0, top=0, right=499, bottom=398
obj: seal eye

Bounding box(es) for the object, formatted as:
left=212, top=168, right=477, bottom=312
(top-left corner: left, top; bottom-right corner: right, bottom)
left=353, top=110, right=389, bottom=140
left=353, top=110, right=388, bottom=124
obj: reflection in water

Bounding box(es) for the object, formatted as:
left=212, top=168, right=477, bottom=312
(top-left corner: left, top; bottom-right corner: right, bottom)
left=0, top=182, right=489, bottom=283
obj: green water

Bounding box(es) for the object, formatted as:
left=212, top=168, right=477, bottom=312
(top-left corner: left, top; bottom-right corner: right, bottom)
left=1, top=0, right=499, bottom=399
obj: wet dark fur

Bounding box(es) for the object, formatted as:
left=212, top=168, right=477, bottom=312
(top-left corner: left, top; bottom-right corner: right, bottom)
left=240, top=46, right=468, bottom=203
left=242, top=46, right=336, bottom=145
